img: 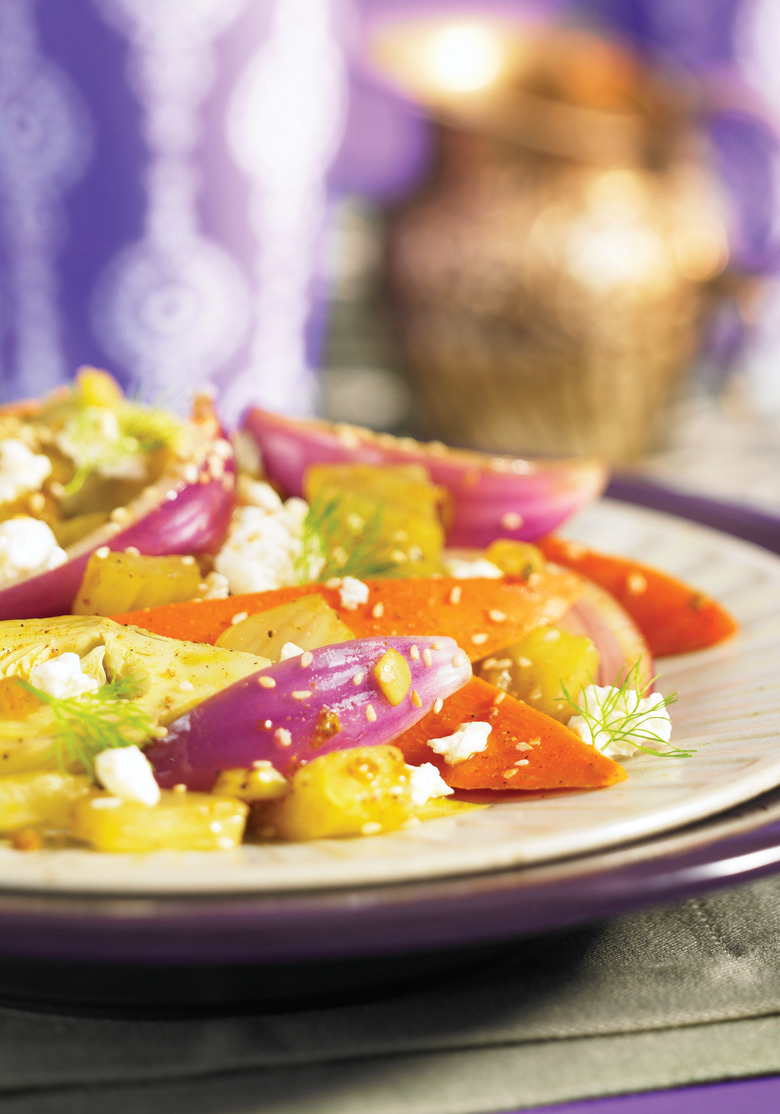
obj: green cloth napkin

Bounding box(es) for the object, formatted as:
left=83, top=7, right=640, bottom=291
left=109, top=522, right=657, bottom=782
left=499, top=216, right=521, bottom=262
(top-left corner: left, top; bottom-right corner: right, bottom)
left=3, top=877, right=780, bottom=1113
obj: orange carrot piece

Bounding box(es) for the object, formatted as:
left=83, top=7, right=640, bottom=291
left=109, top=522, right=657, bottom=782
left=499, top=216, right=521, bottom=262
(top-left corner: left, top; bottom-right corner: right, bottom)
left=112, top=568, right=584, bottom=662
left=538, top=535, right=737, bottom=658
left=394, top=676, right=626, bottom=791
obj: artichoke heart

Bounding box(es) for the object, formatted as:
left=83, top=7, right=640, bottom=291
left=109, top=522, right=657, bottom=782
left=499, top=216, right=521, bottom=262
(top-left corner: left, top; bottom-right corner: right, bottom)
left=0, top=616, right=270, bottom=775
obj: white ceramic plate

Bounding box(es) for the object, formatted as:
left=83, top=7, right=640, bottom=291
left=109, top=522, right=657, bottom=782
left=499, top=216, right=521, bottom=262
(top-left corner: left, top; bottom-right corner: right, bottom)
left=2, top=498, right=779, bottom=896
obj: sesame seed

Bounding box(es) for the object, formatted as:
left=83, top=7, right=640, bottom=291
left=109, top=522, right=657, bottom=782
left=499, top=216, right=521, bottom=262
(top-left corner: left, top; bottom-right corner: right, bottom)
left=471, top=632, right=489, bottom=645
left=95, top=546, right=110, bottom=559
left=182, top=555, right=196, bottom=565
left=488, top=609, right=507, bottom=623
left=432, top=641, right=446, bottom=650
left=166, top=489, right=178, bottom=501
left=423, top=648, right=433, bottom=667
left=502, top=768, right=519, bottom=779
left=365, top=703, right=377, bottom=722
left=411, top=689, right=422, bottom=707
left=263, top=719, right=273, bottom=729
left=292, top=690, right=311, bottom=701
left=372, top=602, right=385, bottom=618
left=433, top=698, right=443, bottom=714
left=627, top=571, right=648, bottom=595
left=274, top=728, right=292, bottom=747
left=449, top=586, right=462, bottom=604
left=352, top=671, right=365, bottom=685
left=563, top=540, right=588, bottom=559
left=124, top=546, right=140, bottom=557
left=300, top=651, right=313, bottom=668
left=231, top=611, right=248, bottom=625
left=542, top=628, right=561, bottom=642
left=500, top=511, right=523, bottom=530
left=451, top=650, right=469, bottom=668
left=492, top=690, right=507, bottom=705
left=258, top=675, right=276, bottom=688
left=109, top=506, right=130, bottom=523
left=410, top=645, right=420, bottom=660
left=514, top=759, right=529, bottom=767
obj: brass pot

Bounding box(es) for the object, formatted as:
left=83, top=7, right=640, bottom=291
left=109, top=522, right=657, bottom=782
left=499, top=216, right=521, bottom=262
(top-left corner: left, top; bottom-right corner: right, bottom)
left=379, top=24, right=728, bottom=461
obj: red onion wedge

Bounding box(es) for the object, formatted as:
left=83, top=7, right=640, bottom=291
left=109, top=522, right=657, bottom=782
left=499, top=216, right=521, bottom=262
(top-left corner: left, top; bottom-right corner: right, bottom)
left=241, top=407, right=608, bottom=548
left=0, top=394, right=235, bottom=620
left=558, top=579, right=654, bottom=691
left=147, top=635, right=472, bottom=791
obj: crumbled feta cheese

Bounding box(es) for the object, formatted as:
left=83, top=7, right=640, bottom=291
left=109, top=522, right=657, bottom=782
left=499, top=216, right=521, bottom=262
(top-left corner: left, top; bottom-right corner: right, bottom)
left=567, top=684, right=673, bottom=758
left=0, top=439, right=52, bottom=503
left=28, top=652, right=100, bottom=700
left=280, top=641, right=305, bottom=661
left=442, top=555, right=504, bottom=579
left=0, top=517, right=67, bottom=585
left=338, top=576, right=369, bottom=609
left=200, top=571, right=230, bottom=599
left=238, top=476, right=283, bottom=511
left=427, top=720, right=492, bottom=764
left=407, top=762, right=454, bottom=807
left=94, top=745, right=161, bottom=807
left=213, top=496, right=312, bottom=593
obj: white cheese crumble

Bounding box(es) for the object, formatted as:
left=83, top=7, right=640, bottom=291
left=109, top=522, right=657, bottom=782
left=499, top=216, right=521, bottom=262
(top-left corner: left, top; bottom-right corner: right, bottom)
left=0, top=517, right=67, bottom=585
left=214, top=493, right=311, bottom=594
left=94, top=745, right=161, bottom=807
left=0, top=438, right=52, bottom=503
left=28, top=652, right=100, bottom=699
left=338, top=576, right=369, bottom=610
left=567, top=684, right=673, bottom=759
left=407, top=762, right=454, bottom=807
left=280, top=641, right=305, bottom=661
left=427, top=720, right=492, bottom=764
left=442, top=555, right=504, bottom=579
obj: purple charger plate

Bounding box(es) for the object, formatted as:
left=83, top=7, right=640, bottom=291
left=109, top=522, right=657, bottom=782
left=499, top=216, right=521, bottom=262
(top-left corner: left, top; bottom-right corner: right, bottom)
left=1, top=478, right=780, bottom=980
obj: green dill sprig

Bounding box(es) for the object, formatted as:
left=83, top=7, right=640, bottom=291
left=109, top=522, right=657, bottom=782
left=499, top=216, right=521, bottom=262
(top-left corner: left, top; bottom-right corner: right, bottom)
left=562, top=661, right=690, bottom=758
left=18, top=675, right=156, bottom=776
left=297, top=492, right=402, bottom=583
left=63, top=401, right=184, bottom=496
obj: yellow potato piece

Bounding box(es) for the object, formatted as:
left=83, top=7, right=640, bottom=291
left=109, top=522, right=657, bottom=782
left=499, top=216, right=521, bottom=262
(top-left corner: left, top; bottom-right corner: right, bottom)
left=70, top=789, right=248, bottom=852
left=478, top=626, right=599, bottom=721
left=73, top=551, right=205, bottom=615
left=303, top=462, right=447, bottom=577
left=0, top=769, right=91, bottom=833
left=262, top=745, right=413, bottom=841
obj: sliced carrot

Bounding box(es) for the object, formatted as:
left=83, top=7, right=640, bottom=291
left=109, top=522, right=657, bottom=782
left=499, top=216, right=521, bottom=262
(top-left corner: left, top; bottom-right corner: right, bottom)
left=394, top=676, right=626, bottom=791
left=537, top=535, right=737, bottom=658
left=112, top=567, right=584, bottom=662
